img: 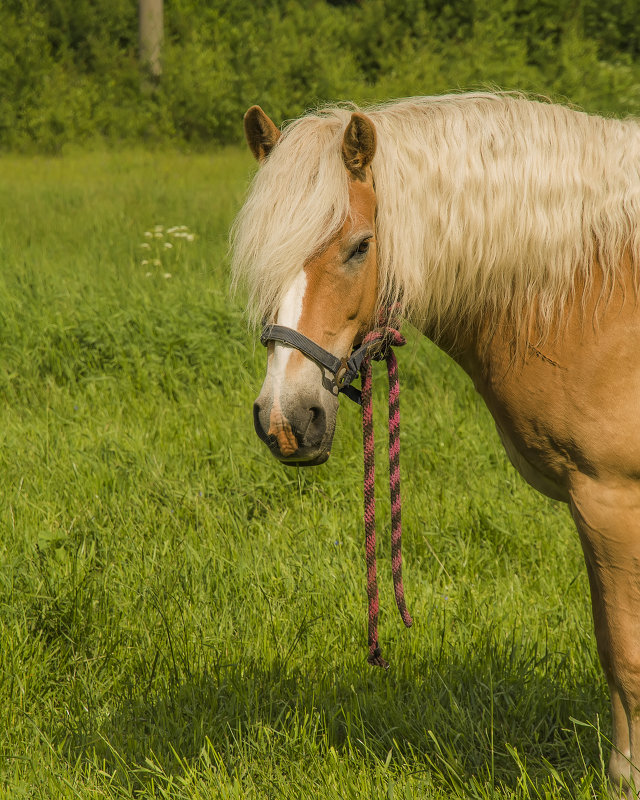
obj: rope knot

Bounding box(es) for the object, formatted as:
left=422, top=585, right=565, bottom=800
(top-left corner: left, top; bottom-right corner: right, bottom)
left=362, top=314, right=406, bottom=362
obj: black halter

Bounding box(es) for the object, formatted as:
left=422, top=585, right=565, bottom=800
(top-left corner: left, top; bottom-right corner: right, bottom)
left=260, top=323, right=380, bottom=405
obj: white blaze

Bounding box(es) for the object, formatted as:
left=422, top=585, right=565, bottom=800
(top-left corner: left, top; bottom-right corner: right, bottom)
left=271, top=271, right=307, bottom=397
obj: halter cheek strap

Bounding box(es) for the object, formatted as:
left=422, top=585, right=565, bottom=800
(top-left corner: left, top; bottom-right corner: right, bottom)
left=260, top=315, right=412, bottom=668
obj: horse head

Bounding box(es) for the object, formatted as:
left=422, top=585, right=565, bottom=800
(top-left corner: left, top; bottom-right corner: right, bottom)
left=244, top=106, right=379, bottom=466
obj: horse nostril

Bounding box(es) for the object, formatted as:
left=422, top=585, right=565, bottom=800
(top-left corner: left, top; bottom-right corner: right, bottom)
left=253, top=400, right=272, bottom=445
left=306, top=405, right=326, bottom=444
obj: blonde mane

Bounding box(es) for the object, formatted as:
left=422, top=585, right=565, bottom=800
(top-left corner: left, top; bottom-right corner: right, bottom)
left=231, top=93, right=640, bottom=341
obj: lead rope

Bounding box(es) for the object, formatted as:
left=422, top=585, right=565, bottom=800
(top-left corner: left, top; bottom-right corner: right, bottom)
left=360, top=322, right=412, bottom=669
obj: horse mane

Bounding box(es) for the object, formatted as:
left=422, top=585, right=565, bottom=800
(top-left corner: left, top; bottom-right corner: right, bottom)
left=231, top=92, right=640, bottom=343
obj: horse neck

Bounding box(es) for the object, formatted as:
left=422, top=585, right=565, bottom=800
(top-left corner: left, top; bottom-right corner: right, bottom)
left=419, top=308, right=526, bottom=386
left=419, top=312, right=492, bottom=367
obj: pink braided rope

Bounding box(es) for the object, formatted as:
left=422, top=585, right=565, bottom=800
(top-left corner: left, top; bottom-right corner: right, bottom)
left=361, top=324, right=412, bottom=670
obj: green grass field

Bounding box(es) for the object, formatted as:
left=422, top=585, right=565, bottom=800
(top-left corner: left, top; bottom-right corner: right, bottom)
left=0, top=148, right=612, bottom=798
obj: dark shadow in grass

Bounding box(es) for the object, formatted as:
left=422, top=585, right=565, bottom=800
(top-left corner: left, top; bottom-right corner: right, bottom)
left=68, top=631, right=610, bottom=795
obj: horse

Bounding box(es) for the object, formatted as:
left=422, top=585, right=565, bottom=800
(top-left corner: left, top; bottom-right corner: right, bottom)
left=230, top=92, right=640, bottom=795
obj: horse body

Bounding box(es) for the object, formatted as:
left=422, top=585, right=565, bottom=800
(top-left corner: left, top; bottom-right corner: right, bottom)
left=232, top=93, right=640, bottom=794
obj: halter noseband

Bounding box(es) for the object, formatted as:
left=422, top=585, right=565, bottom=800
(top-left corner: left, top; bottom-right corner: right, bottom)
left=260, top=322, right=390, bottom=405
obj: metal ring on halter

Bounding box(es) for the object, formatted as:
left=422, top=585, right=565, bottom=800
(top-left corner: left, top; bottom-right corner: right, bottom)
left=334, top=359, right=349, bottom=388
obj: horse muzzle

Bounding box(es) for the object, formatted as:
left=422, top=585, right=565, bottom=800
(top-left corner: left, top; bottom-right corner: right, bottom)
left=253, top=389, right=337, bottom=466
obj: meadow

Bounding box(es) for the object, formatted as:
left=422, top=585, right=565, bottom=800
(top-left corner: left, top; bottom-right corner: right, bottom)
left=0, top=146, right=611, bottom=798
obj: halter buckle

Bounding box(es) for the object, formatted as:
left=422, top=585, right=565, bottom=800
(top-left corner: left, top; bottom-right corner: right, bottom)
left=335, top=358, right=349, bottom=388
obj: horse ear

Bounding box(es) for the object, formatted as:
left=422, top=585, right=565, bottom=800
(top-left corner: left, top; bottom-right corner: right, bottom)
left=244, top=106, right=281, bottom=162
left=341, top=112, right=377, bottom=179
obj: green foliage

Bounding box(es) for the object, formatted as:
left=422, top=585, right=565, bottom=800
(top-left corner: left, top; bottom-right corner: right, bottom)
left=0, top=0, right=639, bottom=151
left=159, top=2, right=359, bottom=144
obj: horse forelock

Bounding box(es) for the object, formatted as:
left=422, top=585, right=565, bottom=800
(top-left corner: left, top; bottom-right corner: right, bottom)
left=232, top=92, right=640, bottom=344
left=230, top=109, right=353, bottom=328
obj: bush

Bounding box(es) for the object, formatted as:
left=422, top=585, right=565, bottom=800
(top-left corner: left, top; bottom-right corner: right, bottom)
left=0, top=0, right=639, bottom=152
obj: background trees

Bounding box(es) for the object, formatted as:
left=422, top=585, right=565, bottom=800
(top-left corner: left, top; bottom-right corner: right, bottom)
left=0, top=0, right=638, bottom=151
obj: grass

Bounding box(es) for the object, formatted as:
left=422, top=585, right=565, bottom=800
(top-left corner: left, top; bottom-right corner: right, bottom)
left=0, top=146, right=612, bottom=798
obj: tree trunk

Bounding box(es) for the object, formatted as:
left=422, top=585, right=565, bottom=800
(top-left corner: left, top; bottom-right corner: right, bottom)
left=139, top=0, right=163, bottom=87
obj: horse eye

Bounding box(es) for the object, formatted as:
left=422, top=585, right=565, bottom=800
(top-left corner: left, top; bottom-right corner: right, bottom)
left=349, top=238, right=371, bottom=260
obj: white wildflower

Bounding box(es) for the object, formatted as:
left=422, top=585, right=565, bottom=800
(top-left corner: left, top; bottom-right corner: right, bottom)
left=163, top=242, right=173, bottom=249
left=140, top=242, right=151, bottom=249
left=144, top=231, right=153, bottom=238
left=186, top=234, right=195, bottom=242
left=141, top=259, right=149, bottom=265
left=169, top=225, right=192, bottom=239
left=153, top=259, right=161, bottom=266
left=164, top=273, right=172, bottom=279
left=154, top=231, right=163, bottom=238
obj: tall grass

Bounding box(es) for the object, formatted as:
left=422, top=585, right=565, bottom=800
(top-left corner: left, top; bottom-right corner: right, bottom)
left=0, top=147, right=612, bottom=798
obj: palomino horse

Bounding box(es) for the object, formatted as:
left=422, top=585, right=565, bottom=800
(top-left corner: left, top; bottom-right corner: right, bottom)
left=231, top=93, right=640, bottom=794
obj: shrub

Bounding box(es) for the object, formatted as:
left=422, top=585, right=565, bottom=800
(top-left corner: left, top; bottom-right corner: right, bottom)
left=0, top=0, right=639, bottom=151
